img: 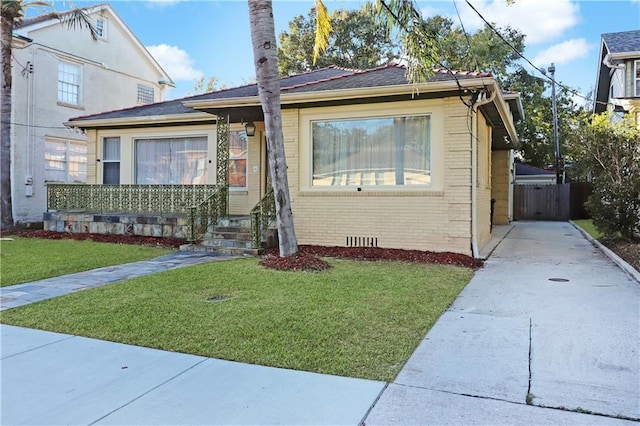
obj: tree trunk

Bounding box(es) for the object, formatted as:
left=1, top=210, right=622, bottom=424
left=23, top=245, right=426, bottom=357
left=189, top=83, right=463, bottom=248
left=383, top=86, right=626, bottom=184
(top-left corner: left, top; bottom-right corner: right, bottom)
left=247, top=0, right=298, bottom=257
left=0, top=14, right=15, bottom=229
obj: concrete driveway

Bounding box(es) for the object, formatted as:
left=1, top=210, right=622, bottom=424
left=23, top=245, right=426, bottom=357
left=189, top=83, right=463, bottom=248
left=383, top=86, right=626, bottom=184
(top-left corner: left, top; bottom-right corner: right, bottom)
left=366, top=221, right=640, bottom=425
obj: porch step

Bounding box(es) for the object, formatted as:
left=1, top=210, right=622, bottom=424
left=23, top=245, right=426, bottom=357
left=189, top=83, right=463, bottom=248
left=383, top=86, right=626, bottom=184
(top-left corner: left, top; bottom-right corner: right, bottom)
left=180, top=243, right=263, bottom=256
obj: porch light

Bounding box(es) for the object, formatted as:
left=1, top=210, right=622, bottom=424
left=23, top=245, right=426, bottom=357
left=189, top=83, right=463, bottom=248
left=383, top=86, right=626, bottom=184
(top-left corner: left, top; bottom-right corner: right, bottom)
left=245, top=121, right=256, bottom=137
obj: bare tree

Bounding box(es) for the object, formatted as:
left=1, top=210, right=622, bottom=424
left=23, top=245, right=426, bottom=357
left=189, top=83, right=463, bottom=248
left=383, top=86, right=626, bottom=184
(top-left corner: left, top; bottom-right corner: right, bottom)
left=247, top=0, right=298, bottom=257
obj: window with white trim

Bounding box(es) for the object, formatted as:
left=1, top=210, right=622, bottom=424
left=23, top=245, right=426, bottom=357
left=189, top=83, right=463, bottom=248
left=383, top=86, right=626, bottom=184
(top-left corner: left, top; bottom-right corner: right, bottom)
left=102, top=137, right=120, bottom=184
left=45, top=138, right=87, bottom=182
left=58, top=61, right=81, bottom=105
left=635, top=60, right=640, bottom=97
left=96, top=18, right=106, bottom=38
left=311, top=114, right=431, bottom=187
left=135, top=137, right=207, bottom=184
left=137, top=84, right=155, bottom=104
left=229, top=131, right=248, bottom=188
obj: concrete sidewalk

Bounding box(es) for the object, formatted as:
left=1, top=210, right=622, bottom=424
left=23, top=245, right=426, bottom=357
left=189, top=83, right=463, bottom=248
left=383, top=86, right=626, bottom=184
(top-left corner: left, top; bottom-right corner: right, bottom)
left=365, top=221, right=640, bottom=425
left=1, top=221, right=639, bottom=425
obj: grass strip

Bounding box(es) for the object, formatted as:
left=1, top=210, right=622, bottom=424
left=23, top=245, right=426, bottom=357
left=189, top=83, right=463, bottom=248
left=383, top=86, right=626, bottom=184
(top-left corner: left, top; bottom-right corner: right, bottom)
left=0, top=237, right=171, bottom=286
left=1, top=257, right=471, bottom=381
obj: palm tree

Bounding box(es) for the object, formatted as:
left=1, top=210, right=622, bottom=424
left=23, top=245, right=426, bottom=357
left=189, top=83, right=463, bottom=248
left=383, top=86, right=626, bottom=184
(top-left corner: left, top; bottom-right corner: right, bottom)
left=247, top=0, right=298, bottom=257
left=1, top=1, right=96, bottom=230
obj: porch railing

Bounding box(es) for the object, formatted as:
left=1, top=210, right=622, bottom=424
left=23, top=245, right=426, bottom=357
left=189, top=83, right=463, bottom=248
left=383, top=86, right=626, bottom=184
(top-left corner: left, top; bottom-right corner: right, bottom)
left=187, top=186, right=228, bottom=242
left=47, top=184, right=228, bottom=242
left=250, top=188, right=276, bottom=249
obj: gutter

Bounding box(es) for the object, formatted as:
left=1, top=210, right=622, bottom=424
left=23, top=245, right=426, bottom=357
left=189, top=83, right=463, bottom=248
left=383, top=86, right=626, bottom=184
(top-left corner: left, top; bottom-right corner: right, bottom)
left=471, top=87, right=497, bottom=259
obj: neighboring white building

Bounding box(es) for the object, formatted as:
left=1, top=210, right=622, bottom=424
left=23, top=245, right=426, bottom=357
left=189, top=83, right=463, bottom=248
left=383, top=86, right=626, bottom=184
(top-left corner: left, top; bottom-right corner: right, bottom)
left=594, top=30, right=640, bottom=122
left=10, top=3, right=173, bottom=224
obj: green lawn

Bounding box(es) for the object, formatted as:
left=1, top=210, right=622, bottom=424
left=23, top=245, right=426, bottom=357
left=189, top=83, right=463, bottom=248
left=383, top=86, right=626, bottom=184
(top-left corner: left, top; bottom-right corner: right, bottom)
left=0, top=237, right=171, bottom=286
left=573, top=219, right=603, bottom=240
left=0, top=257, right=472, bottom=381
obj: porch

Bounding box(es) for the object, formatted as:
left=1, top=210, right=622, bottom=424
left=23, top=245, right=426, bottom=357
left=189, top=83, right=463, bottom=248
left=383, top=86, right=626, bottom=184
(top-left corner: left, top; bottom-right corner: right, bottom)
left=44, top=183, right=276, bottom=254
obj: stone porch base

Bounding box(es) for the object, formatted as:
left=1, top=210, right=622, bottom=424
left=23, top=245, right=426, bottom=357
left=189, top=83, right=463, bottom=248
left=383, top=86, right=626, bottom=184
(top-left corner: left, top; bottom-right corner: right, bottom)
left=43, top=211, right=188, bottom=239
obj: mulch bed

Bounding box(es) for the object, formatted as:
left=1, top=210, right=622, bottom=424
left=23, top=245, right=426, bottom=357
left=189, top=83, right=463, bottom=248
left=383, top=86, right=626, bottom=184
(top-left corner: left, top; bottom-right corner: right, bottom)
left=261, top=245, right=483, bottom=272
left=4, top=229, right=186, bottom=249
left=3, top=230, right=483, bottom=272
left=601, top=239, right=640, bottom=272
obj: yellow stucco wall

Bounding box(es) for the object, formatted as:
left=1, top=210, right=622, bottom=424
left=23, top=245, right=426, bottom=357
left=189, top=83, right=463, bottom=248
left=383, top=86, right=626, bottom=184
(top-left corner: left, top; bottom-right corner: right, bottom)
left=491, top=150, right=513, bottom=225
left=281, top=98, right=479, bottom=256
left=476, top=113, right=492, bottom=250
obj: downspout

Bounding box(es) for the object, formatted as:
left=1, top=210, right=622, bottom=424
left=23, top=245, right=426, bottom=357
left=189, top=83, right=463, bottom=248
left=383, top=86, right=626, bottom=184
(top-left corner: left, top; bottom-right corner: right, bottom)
left=470, top=87, right=496, bottom=258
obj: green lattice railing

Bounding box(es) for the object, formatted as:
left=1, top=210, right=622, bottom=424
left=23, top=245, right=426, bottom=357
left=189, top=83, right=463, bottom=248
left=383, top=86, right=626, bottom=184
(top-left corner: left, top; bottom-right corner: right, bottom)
left=47, top=184, right=228, bottom=242
left=187, top=186, right=228, bottom=242
left=47, top=184, right=224, bottom=215
left=250, top=188, right=276, bottom=249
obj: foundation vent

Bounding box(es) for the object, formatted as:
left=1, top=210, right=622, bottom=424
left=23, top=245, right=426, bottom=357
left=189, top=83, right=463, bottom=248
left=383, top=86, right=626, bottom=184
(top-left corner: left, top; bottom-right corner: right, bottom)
left=346, top=236, right=378, bottom=247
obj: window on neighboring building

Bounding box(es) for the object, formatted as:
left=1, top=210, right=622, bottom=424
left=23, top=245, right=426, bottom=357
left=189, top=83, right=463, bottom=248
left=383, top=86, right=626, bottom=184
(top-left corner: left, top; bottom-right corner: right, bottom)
left=229, top=131, right=248, bottom=188
left=137, top=84, right=155, bottom=104
left=635, top=60, right=640, bottom=97
left=102, top=137, right=120, bottom=184
left=58, top=61, right=81, bottom=105
left=44, top=138, right=87, bottom=182
left=96, top=18, right=106, bottom=38
left=311, top=115, right=431, bottom=187
left=135, top=137, right=207, bottom=184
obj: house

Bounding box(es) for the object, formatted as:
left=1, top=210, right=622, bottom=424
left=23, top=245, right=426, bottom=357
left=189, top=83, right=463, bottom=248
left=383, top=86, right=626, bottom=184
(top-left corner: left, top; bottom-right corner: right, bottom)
left=61, top=64, right=522, bottom=258
left=594, top=30, right=640, bottom=121
left=9, top=3, right=173, bottom=224
left=514, top=162, right=556, bottom=185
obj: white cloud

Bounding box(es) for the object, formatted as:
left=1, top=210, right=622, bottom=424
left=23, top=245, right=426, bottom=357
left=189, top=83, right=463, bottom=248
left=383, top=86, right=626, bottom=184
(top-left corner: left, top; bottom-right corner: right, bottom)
left=144, top=0, right=184, bottom=9
left=456, top=0, right=581, bottom=45
left=532, top=38, right=591, bottom=67
left=146, top=44, right=203, bottom=81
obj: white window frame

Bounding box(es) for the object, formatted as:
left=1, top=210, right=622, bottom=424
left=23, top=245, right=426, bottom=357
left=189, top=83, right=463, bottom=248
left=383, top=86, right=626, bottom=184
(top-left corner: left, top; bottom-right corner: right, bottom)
left=635, top=60, right=640, bottom=97
left=309, top=114, right=432, bottom=189
left=58, top=60, right=82, bottom=106
left=44, top=137, right=87, bottom=183
left=133, top=136, right=208, bottom=185
left=137, top=84, right=155, bottom=104
left=102, top=137, right=120, bottom=184
left=96, top=17, right=107, bottom=39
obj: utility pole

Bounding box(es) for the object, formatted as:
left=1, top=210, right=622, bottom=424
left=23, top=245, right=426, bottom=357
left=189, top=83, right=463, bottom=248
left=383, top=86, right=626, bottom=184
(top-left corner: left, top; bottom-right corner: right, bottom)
left=548, top=63, right=561, bottom=184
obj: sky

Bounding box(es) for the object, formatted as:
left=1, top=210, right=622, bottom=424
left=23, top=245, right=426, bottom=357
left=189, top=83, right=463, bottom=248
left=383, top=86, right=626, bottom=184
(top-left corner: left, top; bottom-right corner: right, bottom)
left=52, top=0, right=640, bottom=102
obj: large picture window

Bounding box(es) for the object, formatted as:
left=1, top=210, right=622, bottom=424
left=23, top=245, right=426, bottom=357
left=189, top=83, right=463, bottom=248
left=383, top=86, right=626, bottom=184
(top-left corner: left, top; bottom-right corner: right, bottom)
left=135, top=137, right=207, bottom=184
left=312, top=115, right=431, bottom=187
left=45, top=138, right=87, bottom=182
left=229, top=131, right=248, bottom=188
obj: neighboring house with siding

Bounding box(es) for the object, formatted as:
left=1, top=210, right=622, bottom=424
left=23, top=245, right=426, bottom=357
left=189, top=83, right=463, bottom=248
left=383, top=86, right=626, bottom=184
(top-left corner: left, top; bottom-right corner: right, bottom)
left=514, top=162, right=555, bottom=185
left=594, top=30, right=640, bottom=121
left=10, top=3, right=173, bottom=224
left=64, top=64, right=522, bottom=258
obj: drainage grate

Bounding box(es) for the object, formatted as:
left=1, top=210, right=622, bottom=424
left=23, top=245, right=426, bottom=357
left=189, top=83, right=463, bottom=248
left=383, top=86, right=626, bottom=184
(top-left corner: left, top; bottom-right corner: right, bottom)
left=346, top=236, right=378, bottom=247
left=548, top=278, right=570, bottom=282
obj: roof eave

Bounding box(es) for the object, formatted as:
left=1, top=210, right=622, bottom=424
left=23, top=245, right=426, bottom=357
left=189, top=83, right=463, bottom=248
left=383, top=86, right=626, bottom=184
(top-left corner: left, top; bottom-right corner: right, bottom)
left=184, top=78, right=493, bottom=111
left=65, top=112, right=213, bottom=129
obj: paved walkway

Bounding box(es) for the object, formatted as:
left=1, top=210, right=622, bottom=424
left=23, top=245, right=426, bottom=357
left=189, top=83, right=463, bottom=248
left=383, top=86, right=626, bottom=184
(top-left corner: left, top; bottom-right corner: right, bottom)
left=1, top=221, right=639, bottom=425
left=365, top=221, right=640, bottom=425
left=1, top=251, right=237, bottom=311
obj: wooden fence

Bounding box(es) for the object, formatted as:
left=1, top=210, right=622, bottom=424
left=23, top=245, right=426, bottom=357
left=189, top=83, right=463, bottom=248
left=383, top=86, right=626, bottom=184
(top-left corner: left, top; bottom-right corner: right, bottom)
left=513, top=184, right=570, bottom=221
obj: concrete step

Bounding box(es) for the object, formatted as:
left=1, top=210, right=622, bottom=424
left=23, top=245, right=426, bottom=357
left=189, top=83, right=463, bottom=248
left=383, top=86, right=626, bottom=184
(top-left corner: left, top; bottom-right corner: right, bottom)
left=180, top=243, right=262, bottom=256
left=202, top=238, right=253, bottom=249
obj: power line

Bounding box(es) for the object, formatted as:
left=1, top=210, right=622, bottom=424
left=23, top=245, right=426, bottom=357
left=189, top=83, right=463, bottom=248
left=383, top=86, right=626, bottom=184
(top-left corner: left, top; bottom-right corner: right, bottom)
left=463, top=0, right=603, bottom=107
left=453, top=0, right=479, bottom=72
left=378, top=0, right=480, bottom=108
